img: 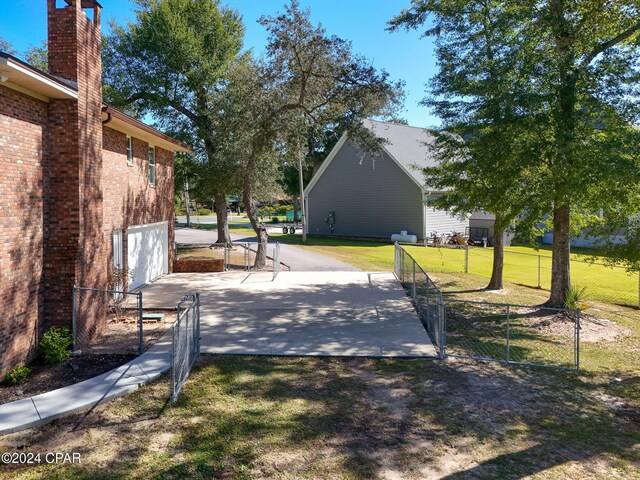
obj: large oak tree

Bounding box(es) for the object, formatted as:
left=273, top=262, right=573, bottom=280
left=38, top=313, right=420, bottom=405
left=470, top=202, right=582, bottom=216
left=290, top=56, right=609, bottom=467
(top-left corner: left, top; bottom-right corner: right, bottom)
left=102, top=0, right=245, bottom=244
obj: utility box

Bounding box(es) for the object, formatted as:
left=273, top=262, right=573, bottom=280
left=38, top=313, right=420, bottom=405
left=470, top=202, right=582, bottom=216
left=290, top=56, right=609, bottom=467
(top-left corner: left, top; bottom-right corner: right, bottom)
left=325, top=211, right=336, bottom=225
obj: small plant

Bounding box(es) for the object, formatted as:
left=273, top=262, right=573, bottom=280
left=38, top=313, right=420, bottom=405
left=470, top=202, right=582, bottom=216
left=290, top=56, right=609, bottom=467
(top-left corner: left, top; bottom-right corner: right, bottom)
left=40, top=327, right=73, bottom=364
left=564, top=284, right=589, bottom=310
left=108, top=267, right=135, bottom=291
left=3, top=364, right=31, bottom=386
left=271, top=216, right=280, bottom=223
left=198, top=208, right=211, bottom=215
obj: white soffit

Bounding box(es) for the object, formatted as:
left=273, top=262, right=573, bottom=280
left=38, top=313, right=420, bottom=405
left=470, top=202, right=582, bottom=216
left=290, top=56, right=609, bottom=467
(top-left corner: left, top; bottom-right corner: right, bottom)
left=0, top=57, right=77, bottom=100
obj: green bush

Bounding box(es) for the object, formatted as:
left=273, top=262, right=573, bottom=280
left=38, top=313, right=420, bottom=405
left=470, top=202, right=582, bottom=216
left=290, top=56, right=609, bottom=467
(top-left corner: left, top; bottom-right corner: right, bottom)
left=3, top=364, right=31, bottom=386
left=271, top=216, right=280, bottom=223
left=564, top=285, right=589, bottom=310
left=274, top=205, right=294, bottom=216
left=197, top=208, right=212, bottom=216
left=40, top=327, right=73, bottom=364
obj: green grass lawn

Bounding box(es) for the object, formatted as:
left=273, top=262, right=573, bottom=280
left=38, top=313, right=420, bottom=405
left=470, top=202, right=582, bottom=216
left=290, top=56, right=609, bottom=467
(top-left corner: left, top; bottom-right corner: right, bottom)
left=3, top=237, right=639, bottom=479
left=3, top=355, right=639, bottom=479
left=177, top=225, right=637, bottom=308
left=404, top=245, right=638, bottom=308
left=253, top=233, right=638, bottom=308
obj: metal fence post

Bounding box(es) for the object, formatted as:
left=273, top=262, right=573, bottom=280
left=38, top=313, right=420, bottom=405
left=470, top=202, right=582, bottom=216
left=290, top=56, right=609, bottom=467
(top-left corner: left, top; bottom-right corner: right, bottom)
left=506, top=305, right=510, bottom=363
left=394, top=243, right=398, bottom=277
left=195, top=293, right=201, bottom=354
left=538, top=255, right=541, bottom=289
left=138, top=291, right=144, bottom=355
left=170, top=324, right=176, bottom=401
left=575, top=309, right=580, bottom=370
left=412, top=261, right=417, bottom=301
left=440, top=298, right=446, bottom=360
left=464, top=246, right=469, bottom=274
left=72, top=286, right=78, bottom=353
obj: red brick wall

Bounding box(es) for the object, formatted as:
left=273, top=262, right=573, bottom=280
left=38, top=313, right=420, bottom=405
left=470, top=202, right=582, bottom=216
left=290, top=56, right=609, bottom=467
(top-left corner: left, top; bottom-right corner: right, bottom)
left=0, top=85, right=48, bottom=374
left=0, top=1, right=177, bottom=376
left=174, top=259, right=224, bottom=273
left=45, top=0, right=106, bottom=342
left=102, top=127, right=175, bottom=290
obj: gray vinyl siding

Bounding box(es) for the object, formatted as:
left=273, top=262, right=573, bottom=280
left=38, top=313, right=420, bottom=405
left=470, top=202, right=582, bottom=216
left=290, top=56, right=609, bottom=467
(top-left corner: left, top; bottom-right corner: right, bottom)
left=307, top=141, right=424, bottom=239
left=424, top=194, right=469, bottom=235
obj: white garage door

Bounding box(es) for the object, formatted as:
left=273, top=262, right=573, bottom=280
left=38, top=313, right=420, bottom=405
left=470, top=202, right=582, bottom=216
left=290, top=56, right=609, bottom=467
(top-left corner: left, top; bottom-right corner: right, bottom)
left=127, top=222, right=169, bottom=290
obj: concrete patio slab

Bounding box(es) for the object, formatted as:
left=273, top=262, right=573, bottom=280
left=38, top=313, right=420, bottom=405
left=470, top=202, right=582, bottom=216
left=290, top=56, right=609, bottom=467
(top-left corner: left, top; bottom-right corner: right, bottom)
left=0, top=270, right=433, bottom=436
left=142, top=271, right=436, bottom=358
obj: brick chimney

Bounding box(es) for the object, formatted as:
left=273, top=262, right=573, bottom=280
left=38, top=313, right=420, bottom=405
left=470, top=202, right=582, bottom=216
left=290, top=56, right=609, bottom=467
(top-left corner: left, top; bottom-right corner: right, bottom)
left=45, top=0, right=107, bottom=333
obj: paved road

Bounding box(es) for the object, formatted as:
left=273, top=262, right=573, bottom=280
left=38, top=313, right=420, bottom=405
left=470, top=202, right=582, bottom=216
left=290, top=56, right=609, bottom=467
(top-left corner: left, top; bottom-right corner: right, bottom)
left=176, top=215, right=250, bottom=225
left=175, top=226, right=359, bottom=272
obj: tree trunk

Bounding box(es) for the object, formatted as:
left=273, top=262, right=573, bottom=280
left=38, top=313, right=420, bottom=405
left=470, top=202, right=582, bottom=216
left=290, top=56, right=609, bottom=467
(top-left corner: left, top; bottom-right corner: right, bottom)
left=184, top=187, right=191, bottom=227
left=548, top=202, right=571, bottom=306
left=243, top=184, right=269, bottom=269
left=214, top=193, right=231, bottom=245
left=292, top=195, right=300, bottom=222
left=487, top=220, right=505, bottom=290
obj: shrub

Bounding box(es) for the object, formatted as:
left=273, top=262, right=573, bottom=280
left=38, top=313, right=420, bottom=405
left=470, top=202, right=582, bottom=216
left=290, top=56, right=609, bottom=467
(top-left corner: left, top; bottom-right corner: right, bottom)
left=271, top=216, right=280, bottom=223
left=564, top=285, right=589, bottom=310
left=3, top=364, right=31, bottom=386
left=198, top=208, right=211, bottom=216
left=40, top=327, right=73, bottom=364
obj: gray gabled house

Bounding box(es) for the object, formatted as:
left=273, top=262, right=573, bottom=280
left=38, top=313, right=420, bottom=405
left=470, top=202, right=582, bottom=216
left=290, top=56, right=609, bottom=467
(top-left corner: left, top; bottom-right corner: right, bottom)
left=305, top=119, right=470, bottom=240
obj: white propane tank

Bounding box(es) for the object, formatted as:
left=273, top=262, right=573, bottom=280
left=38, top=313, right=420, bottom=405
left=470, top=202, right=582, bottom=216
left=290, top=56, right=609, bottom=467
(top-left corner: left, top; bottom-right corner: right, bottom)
left=390, top=230, right=417, bottom=243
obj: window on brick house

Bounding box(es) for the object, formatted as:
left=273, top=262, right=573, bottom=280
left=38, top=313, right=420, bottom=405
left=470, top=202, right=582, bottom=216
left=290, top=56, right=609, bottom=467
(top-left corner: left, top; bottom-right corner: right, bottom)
left=126, top=136, right=133, bottom=165
left=148, top=146, right=156, bottom=185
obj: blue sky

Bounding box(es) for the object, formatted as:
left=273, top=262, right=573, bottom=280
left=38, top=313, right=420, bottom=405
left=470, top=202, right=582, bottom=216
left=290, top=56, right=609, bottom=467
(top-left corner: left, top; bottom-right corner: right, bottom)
left=0, top=0, right=439, bottom=127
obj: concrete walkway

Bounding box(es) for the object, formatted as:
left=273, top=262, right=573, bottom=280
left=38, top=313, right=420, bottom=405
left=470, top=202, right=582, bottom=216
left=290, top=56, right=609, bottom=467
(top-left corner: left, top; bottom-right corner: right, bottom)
left=0, top=340, right=171, bottom=435
left=0, top=271, right=433, bottom=435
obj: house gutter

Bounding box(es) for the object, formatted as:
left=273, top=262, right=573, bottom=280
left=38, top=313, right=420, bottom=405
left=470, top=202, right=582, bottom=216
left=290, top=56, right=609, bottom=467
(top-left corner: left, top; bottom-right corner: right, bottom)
left=101, top=106, right=112, bottom=125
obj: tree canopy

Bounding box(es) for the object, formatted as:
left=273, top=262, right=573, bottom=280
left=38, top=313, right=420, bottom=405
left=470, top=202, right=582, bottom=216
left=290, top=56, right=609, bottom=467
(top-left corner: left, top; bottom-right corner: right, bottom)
left=391, top=0, right=640, bottom=305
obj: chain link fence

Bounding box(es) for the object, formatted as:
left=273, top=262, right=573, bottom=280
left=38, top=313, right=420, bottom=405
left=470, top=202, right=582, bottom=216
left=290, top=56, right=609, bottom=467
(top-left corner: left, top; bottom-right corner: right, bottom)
left=170, top=293, right=201, bottom=402
left=445, top=300, right=579, bottom=370
left=395, top=244, right=446, bottom=360
left=405, top=245, right=639, bottom=309
left=72, top=287, right=172, bottom=355
left=394, top=243, right=580, bottom=370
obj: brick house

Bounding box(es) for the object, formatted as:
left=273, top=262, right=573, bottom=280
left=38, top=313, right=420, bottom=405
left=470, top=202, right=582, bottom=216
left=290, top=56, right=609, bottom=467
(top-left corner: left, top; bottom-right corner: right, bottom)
left=0, top=0, right=190, bottom=375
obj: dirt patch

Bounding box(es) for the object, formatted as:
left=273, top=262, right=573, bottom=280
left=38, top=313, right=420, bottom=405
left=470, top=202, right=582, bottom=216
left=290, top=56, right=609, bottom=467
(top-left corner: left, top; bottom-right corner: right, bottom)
left=81, top=309, right=174, bottom=355
left=519, top=310, right=631, bottom=343
left=0, top=354, right=135, bottom=405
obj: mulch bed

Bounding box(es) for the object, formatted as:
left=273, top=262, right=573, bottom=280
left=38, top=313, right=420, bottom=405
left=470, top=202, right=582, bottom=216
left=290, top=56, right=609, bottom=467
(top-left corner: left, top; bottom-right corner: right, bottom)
left=1, top=311, right=175, bottom=406
left=0, top=354, right=136, bottom=405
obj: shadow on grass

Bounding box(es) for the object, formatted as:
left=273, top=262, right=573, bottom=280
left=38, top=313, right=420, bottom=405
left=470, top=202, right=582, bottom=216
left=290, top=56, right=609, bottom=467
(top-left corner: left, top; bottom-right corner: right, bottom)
left=5, top=355, right=639, bottom=479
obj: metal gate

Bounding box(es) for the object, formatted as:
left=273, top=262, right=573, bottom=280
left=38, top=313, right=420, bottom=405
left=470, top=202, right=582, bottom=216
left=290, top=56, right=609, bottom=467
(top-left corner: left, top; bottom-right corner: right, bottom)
left=170, top=293, right=201, bottom=402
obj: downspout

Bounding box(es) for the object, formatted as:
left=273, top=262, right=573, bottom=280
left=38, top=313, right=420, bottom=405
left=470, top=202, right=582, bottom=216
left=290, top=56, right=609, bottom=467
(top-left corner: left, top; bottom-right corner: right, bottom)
left=101, top=106, right=112, bottom=125
left=423, top=190, right=431, bottom=243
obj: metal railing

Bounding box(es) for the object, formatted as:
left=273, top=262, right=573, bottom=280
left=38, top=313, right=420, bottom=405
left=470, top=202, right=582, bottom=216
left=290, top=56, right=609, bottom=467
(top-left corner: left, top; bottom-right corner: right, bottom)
left=394, top=243, right=580, bottom=370
left=273, top=242, right=281, bottom=279
left=394, top=243, right=445, bottom=359
left=72, top=286, right=144, bottom=355
left=178, top=242, right=284, bottom=272
left=170, top=293, right=201, bottom=402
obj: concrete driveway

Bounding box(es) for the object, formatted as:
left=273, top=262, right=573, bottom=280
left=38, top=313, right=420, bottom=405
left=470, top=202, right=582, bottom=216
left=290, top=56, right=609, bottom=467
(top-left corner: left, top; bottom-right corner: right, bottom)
left=176, top=226, right=360, bottom=271
left=142, top=271, right=435, bottom=357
